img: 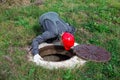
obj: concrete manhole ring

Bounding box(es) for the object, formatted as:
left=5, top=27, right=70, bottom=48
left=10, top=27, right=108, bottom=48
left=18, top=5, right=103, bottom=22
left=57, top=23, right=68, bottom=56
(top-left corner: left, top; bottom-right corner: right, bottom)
left=27, top=42, right=86, bottom=69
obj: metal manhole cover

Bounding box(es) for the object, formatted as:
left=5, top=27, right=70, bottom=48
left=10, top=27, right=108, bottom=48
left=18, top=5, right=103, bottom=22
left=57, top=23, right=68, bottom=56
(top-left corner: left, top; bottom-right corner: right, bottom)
left=73, top=44, right=111, bottom=62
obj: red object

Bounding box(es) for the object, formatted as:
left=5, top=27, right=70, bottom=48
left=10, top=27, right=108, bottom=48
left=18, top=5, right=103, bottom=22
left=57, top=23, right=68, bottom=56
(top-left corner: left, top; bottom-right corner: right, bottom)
left=62, top=32, right=75, bottom=50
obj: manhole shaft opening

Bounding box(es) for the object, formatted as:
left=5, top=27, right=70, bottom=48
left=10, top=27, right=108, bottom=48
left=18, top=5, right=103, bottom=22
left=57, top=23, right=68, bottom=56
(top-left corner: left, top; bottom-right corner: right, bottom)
left=39, top=45, right=75, bottom=62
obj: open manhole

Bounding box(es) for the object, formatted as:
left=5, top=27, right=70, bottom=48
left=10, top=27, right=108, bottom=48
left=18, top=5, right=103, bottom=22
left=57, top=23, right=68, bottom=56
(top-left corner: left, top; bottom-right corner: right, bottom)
left=39, top=45, right=75, bottom=62
left=27, top=42, right=87, bottom=69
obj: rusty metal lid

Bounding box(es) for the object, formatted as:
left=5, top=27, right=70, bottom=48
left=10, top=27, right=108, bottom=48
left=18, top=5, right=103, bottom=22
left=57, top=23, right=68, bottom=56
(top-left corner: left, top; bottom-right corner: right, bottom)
left=73, top=44, right=111, bottom=62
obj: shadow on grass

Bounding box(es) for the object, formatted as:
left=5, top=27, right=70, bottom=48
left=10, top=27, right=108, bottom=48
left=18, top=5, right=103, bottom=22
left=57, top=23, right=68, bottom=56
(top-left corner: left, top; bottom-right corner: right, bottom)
left=32, top=23, right=43, bottom=36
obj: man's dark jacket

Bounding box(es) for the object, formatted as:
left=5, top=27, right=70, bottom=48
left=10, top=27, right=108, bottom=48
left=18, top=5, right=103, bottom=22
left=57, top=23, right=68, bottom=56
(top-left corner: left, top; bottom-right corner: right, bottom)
left=32, top=12, right=75, bottom=55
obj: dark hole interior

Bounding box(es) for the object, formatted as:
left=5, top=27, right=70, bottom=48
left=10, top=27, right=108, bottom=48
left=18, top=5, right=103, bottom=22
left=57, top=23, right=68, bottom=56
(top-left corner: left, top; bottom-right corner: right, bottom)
left=39, top=45, right=75, bottom=62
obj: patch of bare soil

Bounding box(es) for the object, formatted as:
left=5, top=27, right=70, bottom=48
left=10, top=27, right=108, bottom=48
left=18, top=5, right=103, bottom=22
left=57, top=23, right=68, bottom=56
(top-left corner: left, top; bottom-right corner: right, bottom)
left=7, top=46, right=32, bottom=61
left=0, top=0, right=43, bottom=8
left=0, top=0, right=30, bottom=6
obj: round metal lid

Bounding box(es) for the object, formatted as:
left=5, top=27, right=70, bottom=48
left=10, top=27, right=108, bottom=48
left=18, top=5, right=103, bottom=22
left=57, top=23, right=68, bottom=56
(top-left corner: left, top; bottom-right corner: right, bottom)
left=73, top=44, right=111, bottom=62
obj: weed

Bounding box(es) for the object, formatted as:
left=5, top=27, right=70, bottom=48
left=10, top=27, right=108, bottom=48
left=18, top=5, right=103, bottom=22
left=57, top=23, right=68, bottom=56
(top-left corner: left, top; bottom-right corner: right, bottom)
left=83, top=21, right=110, bottom=33
left=63, top=69, right=74, bottom=80
left=15, top=17, right=31, bottom=28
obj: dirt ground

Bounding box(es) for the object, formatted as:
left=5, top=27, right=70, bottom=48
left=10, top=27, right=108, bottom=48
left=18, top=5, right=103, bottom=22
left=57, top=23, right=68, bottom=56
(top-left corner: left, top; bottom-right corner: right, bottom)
left=0, top=0, right=43, bottom=7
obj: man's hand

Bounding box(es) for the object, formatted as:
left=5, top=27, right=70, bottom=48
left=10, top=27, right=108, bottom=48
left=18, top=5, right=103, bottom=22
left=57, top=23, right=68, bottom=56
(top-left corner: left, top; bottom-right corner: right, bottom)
left=33, top=54, right=43, bottom=65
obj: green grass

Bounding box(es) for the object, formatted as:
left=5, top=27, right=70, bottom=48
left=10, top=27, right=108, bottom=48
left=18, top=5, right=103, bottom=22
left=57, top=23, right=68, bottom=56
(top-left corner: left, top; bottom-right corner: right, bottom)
left=0, top=0, right=120, bottom=80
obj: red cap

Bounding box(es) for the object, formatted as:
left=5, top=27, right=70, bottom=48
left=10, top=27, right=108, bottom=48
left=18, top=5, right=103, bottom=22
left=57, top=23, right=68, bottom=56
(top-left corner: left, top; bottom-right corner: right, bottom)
left=62, top=32, right=75, bottom=50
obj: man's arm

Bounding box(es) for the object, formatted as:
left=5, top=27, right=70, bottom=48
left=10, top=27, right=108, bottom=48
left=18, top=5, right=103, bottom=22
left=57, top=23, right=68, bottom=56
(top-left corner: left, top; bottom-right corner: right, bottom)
left=31, top=31, right=56, bottom=56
